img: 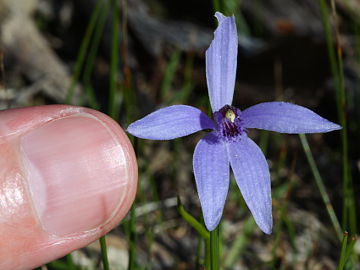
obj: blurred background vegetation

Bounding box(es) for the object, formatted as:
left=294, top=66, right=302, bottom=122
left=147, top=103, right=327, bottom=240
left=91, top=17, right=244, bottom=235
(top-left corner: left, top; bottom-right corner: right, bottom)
left=0, top=0, right=359, bottom=269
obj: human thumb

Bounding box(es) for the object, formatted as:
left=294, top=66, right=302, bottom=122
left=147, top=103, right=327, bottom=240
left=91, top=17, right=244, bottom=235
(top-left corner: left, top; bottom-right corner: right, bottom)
left=0, top=105, right=137, bottom=270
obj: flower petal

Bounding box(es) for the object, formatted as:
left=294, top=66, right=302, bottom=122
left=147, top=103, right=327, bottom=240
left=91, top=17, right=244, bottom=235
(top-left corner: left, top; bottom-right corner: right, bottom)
left=227, top=136, right=272, bottom=234
left=193, top=132, right=229, bottom=231
left=206, top=12, right=238, bottom=112
left=127, top=105, right=215, bottom=140
left=242, top=102, right=341, bottom=133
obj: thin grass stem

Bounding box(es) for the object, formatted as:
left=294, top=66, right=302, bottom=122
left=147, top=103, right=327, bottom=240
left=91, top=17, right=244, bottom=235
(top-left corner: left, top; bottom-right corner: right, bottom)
left=176, top=52, right=194, bottom=103
left=319, top=0, right=355, bottom=234
left=330, top=0, right=356, bottom=235
left=127, top=204, right=137, bottom=270
left=127, top=136, right=138, bottom=270
left=224, top=218, right=255, bottom=268
left=66, top=253, right=76, bottom=270
left=195, top=237, right=204, bottom=269
left=344, top=236, right=357, bottom=266
left=161, top=49, right=181, bottom=102
left=66, top=0, right=103, bottom=104
left=337, top=232, right=349, bottom=270
left=259, top=130, right=269, bottom=155
left=99, top=236, right=110, bottom=270
left=299, top=134, right=342, bottom=241
left=47, top=260, right=69, bottom=270
left=121, top=0, right=137, bottom=122
left=213, top=0, right=221, bottom=14
left=82, top=0, right=110, bottom=109
left=109, top=0, right=120, bottom=120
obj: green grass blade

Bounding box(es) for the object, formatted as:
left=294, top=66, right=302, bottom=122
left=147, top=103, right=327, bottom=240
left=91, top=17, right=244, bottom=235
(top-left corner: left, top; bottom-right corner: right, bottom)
left=224, top=218, right=255, bottom=268
left=337, top=232, right=349, bottom=270
left=224, top=0, right=250, bottom=35
left=355, top=25, right=360, bottom=133
left=126, top=136, right=138, bottom=270
left=343, top=236, right=357, bottom=267
left=121, top=0, right=136, bottom=122
left=108, top=0, right=120, bottom=120
left=177, top=52, right=194, bottom=104
left=299, top=134, right=342, bottom=241
left=99, top=236, right=110, bottom=270
left=330, top=1, right=355, bottom=234
left=47, top=260, right=70, bottom=270
left=127, top=204, right=137, bottom=270
left=319, top=0, right=355, bottom=234
left=82, top=0, right=110, bottom=110
left=66, top=253, right=76, bottom=270
left=161, top=49, right=181, bottom=102
left=66, top=0, right=104, bottom=105
left=213, top=0, right=222, bottom=14
left=195, top=237, right=204, bottom=269
left=169, top=52, right=193, bottom=105
left=259, top=130, right=269, bottom=155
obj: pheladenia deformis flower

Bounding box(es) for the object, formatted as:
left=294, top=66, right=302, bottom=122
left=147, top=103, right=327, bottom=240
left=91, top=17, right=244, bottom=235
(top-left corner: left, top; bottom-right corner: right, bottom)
left=127, top=12, right=341, bottom=234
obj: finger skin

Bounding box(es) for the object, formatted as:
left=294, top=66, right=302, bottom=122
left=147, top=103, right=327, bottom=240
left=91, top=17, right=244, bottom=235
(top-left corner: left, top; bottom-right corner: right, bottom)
left=0, top=105, right=138, bottom=270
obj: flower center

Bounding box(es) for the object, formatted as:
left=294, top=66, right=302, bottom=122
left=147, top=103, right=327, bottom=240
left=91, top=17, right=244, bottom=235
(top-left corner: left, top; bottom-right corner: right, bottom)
left=213, top=105, right=245, bottom=141
left=225, top=109, right=236, bottom=122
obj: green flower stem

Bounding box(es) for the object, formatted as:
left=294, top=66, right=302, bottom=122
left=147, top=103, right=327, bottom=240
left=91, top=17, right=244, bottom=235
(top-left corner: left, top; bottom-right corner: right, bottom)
left=210, top=227, right=220, bottom=270
left=99, top=236, right=110, bottom=270
left=205, top=238, right=211, bottom=270
left=177, top=197, right=212, bottom=269
left=299, top=134, right=342, bottom=241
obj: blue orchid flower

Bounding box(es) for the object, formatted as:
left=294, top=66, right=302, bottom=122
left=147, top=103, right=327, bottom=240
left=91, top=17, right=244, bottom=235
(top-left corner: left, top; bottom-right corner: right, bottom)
left=127, top=12, right=341, bottom=234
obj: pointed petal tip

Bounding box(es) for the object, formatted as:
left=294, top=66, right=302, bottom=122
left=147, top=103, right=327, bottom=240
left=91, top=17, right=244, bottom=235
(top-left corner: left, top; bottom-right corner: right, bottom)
left=126, top=123, right=136, bottom=136
left=214, top=12, right=235, bottom=24
left=260, top=223, right=273, bottom=235
left=206, top=12, right=238, bottom=111
left=329, top=122, right=342, bottom=131
left=316, top=120, right=342, bottom=133
left=227, top=137, right=273, bottom=236
left=255, top=213, right=273, bottom=235
left=193, top=133, right=229, bottom=234
left=205, top=221, right=218, bottom=232
left=214, top=12, right=226, bottom=24
left=126, top=122, right=146, bottom=139
left=242, top=102, right=343, bottom=134
left=126, top=105, right=215, bottom=140
left=126, top=125, right=139, bottom=139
